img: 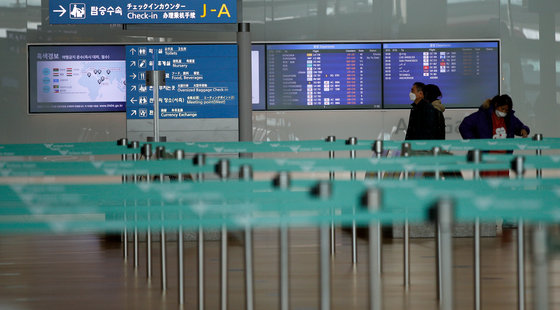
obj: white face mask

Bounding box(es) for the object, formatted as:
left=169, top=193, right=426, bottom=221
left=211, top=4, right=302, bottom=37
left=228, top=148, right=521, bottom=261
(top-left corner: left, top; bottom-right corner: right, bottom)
left=495, top=110, right=507, bottom=118
left=409, top=92, right=416, bottom=101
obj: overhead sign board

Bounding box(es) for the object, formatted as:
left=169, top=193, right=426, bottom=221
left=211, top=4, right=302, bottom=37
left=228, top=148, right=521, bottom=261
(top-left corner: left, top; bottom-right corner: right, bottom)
left=49, top=0, right=236, bottom=24
left=126, top=44, right=238, bottom=120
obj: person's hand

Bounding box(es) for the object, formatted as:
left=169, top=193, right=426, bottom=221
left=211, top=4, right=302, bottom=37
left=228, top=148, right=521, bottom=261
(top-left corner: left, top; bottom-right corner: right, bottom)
left=520, top=129, right=528, bottom=138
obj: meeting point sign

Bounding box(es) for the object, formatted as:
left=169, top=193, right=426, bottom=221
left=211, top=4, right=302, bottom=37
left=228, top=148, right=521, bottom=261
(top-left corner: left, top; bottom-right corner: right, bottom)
left=49, top=0, right=236, bottom=24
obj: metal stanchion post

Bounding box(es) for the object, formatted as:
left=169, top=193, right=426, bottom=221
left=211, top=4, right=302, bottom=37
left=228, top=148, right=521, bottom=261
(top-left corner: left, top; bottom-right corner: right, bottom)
left=401, top=142, right=411, bottom=289
left=156, top=146, right=166, bottom=181
left=117, top=138, right=128, bottom=262
left=373, top=140, right=383, bottom=179
left=146, top=70, right=165, bottom=143
left=362, top=188, right=383, bottom=310
left=325, top=136, right=336, bottom=256
left=433, top=198, right=454, bottom=310
left=239, top=165, right=254, bottom=310
left=326, top=136, right=336, bottom=180
left=274, top=172, right=291, bottom=310
left=141, top=143, right=153, bottom=281
left=532, top=223, right=548, bottom=310
left=346, top=137, right=358, bottom=264
left=312, top=181, right=333, bottom=310
left=194, top=153, right=206, bottom=182
left=118, top=138, right=129, bottom=183
left=198, top=224, right=204, bottom=310
left=156, top=146, right=167, bottom=292
left=533, top=134, right=543, bottom=178
left=432, top=146, right=441, bottom=180
left=128, top=141, right=140, bottom=269
left=467, top=149, right=482, bottom=310
left=512, top=156, right=526, bottom=310
left=193, top=153, right=206, bottom=310
left=432, top=146, right=442, bottom=302
left=175, top=149, right=185, bottom=305
left=215, top=159, right=230, bottom=310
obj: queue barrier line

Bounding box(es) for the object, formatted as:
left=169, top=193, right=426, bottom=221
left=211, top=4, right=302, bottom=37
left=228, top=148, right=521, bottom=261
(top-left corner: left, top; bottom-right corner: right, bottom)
left=1, top=138, right=557, bottom=310
left=0, top=195, right=557, bottom=233
left=1, top=137, right=560, bottom=156
left=0, top=167, right=555, bottom=310
left=2, top=178, right=560, bottom=208
left=1, top=153, right=560, bottom=177
left=1, top=180, right=560, bottom=233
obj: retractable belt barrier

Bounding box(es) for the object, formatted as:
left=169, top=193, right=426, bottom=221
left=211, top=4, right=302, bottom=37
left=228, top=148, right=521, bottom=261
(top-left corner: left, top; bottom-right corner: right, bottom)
left=0, top=137, right=559, bottom=233
left=0, top=154, right=559, bottom=177
left=0, top=178, right=559, bottom=233
left=1, top=137, right=560, bottom=156
left=1, top=137, right=558, bottom=310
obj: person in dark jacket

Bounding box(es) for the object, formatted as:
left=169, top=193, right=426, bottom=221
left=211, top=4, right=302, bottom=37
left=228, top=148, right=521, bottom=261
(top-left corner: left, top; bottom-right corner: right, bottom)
left=459, top=94, right=529, bottom=140
left=405, top=82, right=446, bottom=140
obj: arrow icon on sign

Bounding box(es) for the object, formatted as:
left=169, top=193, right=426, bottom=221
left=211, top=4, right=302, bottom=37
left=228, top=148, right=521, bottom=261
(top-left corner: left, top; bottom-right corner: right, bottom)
left=130, top=85, right=137, bottom=91
left=130, top=98, right=137, bottom=104
left=130, top=48, right=136, bottom=55
left=129, top=73, right=136, bottom=79
left=131, top=110, right=137, bottom=116
left=53, top=5, right=66, bottom=17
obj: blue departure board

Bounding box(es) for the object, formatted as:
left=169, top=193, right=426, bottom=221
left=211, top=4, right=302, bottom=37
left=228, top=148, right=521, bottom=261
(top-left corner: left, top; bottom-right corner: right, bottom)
left=28, top=45, right=126, bottom=113
left=383, top=41, right=500, bottom=108
left=49, top=0, right=236, bottom=24
left=126, top=44, right=238, bottom=119
left=266, top=43, right=383, bottom=110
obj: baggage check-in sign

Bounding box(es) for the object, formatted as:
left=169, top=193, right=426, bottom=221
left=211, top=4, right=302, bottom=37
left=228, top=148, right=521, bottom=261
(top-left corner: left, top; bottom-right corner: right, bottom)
left=126, top=45, right=239, bottom=120
left=49, top=0, right=236, bottom=24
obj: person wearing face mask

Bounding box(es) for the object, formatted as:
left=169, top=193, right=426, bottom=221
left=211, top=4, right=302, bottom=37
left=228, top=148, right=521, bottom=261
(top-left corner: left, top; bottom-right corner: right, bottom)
left=459, top=94, right=529, bottom=140
left=459, top=94, right=530, bottom=177
left=405, top=82, right=446, bottom=140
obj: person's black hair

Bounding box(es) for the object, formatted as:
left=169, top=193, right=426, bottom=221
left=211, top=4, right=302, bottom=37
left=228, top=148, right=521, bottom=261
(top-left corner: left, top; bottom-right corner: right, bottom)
left=423, top=84, right=442, bottom=103
left=413, top=82, right=425, bottom=92
left=491, top=94, right=513, bottom=111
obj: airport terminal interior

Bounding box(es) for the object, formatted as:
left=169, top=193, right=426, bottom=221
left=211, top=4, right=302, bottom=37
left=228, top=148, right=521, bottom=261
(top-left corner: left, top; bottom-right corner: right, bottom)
left=1, top=1, right=560, bottom=309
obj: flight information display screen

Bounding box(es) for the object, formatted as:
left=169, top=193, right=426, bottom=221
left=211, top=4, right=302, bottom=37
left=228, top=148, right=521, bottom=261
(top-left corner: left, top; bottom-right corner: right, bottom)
left=266, top=43, right=383, bottom=110
left=383, top=41, right=499, bottom=108
left=28, top=45, right=126, bottom=113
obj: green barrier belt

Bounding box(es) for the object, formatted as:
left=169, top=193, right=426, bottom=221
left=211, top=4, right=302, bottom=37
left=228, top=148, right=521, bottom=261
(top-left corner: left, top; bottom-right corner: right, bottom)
left=1, top=138, right=560, bottom=156
left=0, top=153, right=558, bottom=177
left=1, top=179, right=560, bottom=234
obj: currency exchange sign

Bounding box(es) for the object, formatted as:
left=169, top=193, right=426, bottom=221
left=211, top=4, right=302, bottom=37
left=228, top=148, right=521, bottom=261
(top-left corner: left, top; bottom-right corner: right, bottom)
left=49, top=0, right=236, bottom=24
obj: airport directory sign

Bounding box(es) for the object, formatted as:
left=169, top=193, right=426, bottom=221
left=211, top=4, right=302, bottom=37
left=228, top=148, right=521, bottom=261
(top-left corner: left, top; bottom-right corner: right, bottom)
left=126, top=44, right=238, bottom=119
left=49, top=0, right=236, bottom=24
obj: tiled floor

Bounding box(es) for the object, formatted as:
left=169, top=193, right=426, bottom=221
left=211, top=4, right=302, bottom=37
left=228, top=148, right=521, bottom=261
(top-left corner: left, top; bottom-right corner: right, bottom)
left=0, top=227, right=558, bottom=310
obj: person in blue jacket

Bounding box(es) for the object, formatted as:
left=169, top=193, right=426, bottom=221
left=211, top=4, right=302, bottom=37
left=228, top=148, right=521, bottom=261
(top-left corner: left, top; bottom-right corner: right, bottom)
left=459, top=94, right=529, bottom=178
left=459, top=94, right=529, bottom=140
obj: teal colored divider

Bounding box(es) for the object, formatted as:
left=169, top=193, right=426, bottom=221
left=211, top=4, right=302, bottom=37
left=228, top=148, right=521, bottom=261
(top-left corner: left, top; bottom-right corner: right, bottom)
left=1, top=179, right=560, bottom=234
left=1, top=137, right=560, bottom=156
left=1, top=154, right=559, bottom=177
